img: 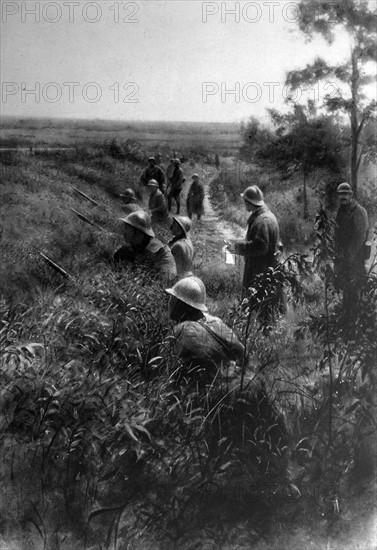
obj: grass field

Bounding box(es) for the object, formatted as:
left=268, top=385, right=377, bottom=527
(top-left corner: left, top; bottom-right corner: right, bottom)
left=0, top=116, right=242, bottom=154
left=0, top=120, right=376, bottom=550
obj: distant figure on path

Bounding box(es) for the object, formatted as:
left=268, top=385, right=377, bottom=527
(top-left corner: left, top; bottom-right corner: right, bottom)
left=113, top=211, right=176, bottom=283
left=165, top=277, right=244, bottom=383
left=169, top=216, right=194, bottom=279
left=140, top=157, right=166, bottom=194
left=334, top=182, right=369, bottom=318
left=167, top=158, right=185, bottom=215
left=186, top=174, right=205, bottom=221
left=119, top=188, right=142, bottom=215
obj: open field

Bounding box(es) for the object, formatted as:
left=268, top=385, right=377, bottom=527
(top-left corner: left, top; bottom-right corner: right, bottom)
left=0, top=116, right=242, bottom=154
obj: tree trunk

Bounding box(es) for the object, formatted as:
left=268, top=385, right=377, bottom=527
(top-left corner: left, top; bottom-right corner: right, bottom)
left=350, top=48, right=359, bottom=197
left=303, top=171, right=309, bottom=219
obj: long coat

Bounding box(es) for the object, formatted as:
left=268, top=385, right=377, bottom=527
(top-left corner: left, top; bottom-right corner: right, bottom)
left=234, top=205, right=279, bottom=290
left=334, top=199, right=369, bottom=285
left=169, top=166, right=184, bottom=191
left=186, top=181, right=205, bottom=217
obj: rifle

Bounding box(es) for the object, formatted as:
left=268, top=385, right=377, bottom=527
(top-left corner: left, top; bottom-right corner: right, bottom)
left=38, top=251, right=72, bottom=279
left=69, top=184, right=108, bottom=212
left=70, top=208, right=120, bottom=236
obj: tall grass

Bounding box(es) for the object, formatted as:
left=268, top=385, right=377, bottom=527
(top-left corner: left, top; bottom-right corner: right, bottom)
left=1, top=147, right=376, bottom=550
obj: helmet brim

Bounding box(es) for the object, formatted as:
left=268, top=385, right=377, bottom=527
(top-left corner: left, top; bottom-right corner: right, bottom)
left=171, top=216, right=190, bottom=237
left=119, top=217, right=155, bottom=238
left=240, top=193, right=264, bottom=207
left=165, top=288, right=208, bottom=312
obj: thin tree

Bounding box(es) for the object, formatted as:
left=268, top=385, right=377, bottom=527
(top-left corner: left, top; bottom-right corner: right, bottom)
left=285, top=0, right=377, bottom=196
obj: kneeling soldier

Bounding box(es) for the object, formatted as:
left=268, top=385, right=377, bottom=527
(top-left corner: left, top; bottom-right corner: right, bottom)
left=113, top=211, right=176, bottom=283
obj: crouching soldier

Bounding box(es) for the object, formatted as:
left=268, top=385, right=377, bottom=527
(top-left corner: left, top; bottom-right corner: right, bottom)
left=113, top=211, right=176, bottom=283
left=168, top=216, right=194, bottom=279
left=165, top=277, right=244, bottom=383
left=119, top=188, right=142, bottom=215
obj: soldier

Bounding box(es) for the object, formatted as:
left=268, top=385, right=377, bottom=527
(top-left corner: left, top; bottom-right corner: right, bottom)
left=119, top=188, right=142, bottom=215
left=113, top=211, right=176, bottom=283
left=167, top=158, right=185, bottom=214
left=166, top=158, right=175, bottom=186
left=169, top=216, right=194, bottom=278
left=186, top=174, right=205, bottom=221
left=165, top=277, right=244, bottom=382
left=140, top=157, right=166, bottom=194
left=227, top=185, right=285, bottom=319
left=148, top=179, right=169, bottom=225
left=334, top=182, right=369, bottom=317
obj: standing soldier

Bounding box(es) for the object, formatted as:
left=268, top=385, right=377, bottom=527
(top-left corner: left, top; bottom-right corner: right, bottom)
left=119, top=188, right=142, bottom=215
left=169, top=216, right=194, bottom=279
left=186, top=174, right=205, bottom=221
left=167, top=159, right=185, bottom=214
left=140, top=157, right=166, bottom=194
left=334, top=182, right=369, bottom=318
left=166, top=158, right=175, bottom=188
left=227, top=185, right=285, bottom=319
left=113, top=211, right=176, bottom=283
left=148, top=179, right=169, bottom=225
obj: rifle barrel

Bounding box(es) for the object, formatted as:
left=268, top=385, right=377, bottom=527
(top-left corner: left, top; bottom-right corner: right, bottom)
left=70, top=208, right=120, bottom=236
left=39, top=252, right=71, bottom=279
left=69, top=185, right=100, bottom=207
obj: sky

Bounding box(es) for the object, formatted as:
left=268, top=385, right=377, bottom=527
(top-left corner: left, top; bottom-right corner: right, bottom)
left=0, top=0, right=371, bottom=123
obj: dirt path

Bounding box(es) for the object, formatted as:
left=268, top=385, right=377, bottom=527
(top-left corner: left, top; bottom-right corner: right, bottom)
left=180, top=165, right=244, bottom=271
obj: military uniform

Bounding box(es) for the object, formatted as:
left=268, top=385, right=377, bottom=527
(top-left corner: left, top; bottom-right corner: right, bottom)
left=186, top=180, right=205, bottom=220
left=169, top=235, right=194, bottom=278
left=173, top=313, right=244, bottom=381
left=234, top=205, right=279, bottom=290
left=167, top=165, right=184, bottom=213
left=140, top=165, right=166, bottom=193
left=334, top=199, right=369, bottom=314
left=148, top=188, right=169, bottom=224
left=121, top=201, right=142, bottom=215
left=113, top=238, right=176, bottom=283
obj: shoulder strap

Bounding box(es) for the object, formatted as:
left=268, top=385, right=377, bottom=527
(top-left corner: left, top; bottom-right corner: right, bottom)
left=197, top=320, right=236, bottom=359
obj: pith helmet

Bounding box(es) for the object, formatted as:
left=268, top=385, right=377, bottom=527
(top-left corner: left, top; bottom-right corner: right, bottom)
left=119, top=211, right=155, bottom=237
left=148, top=156, right=156, bottom=163
left=241, top=185, right=264, bottom=206
left=171, top=215, right=192, bottom=237
left=173, top=158, right=181, bottom=165
left=192, top=173, right=199, bottom=179
left=337, top=182, right=353, bottom=194
left=165, top=276, right=208, bottom=312
left=148, top=179, right=159, bottom=187
left=120, top=188, right=136, bottom=200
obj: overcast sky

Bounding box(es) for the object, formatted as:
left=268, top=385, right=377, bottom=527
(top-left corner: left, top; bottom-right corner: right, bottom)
left=0, top=0, right=365, bottom=123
